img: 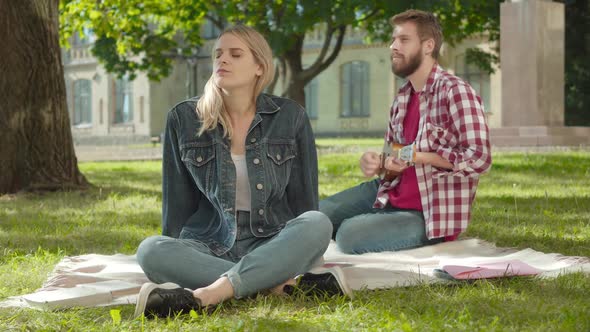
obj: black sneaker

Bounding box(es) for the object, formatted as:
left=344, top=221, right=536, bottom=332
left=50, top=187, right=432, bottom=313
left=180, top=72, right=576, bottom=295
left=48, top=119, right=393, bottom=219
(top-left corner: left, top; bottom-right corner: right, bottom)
left=285, top=273, right=345, bottom=297
left=134, top=282, right=202, bottom=318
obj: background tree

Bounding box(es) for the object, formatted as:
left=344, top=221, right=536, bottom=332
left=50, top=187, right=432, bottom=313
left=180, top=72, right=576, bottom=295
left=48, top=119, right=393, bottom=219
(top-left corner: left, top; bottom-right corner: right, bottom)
left=61, top=0, right=500, bottom=106
left=0, top=0, right=88, bottom=194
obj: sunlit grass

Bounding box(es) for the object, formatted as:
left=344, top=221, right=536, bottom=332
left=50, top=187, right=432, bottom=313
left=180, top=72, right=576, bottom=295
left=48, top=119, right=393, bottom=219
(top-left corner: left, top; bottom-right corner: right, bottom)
left=0, top=150, right=589, bottom=331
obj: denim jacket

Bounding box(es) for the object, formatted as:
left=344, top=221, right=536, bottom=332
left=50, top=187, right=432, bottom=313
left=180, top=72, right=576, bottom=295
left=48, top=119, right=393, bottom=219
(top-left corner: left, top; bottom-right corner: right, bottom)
left=161, top=93, right=319, bottom=256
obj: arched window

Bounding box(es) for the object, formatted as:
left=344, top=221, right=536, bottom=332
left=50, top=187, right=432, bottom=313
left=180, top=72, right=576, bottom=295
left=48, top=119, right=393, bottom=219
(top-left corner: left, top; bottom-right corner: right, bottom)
left=114, top=76, right=133, bottom=124
left=341, top=61, right=370, bottom=117
left=304, top=77, right=319, bottom=119
left=455, top=54, right=491, bottom=112
left=73, top=79, right=92, bottom=125
left=201, top=17, right=222, bottom=40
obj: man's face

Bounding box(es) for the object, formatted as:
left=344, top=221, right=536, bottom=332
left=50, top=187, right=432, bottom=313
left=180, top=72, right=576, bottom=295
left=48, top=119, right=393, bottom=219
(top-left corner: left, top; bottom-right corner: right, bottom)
left=389, top=21, right=424, bottom=78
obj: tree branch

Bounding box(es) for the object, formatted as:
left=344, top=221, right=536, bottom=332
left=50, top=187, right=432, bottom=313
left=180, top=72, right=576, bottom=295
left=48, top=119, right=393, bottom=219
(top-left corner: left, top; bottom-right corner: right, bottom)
left=274, top=2, right=286, bottom=29
left=204, top=12, right=225, bottom=31
left=302, top=25, right=345, bottom=83
left=305, top=23, right=335, bottom=76
left=266, top=58, right=282, bottom=94
left=356, top=8, right=380, bottom=23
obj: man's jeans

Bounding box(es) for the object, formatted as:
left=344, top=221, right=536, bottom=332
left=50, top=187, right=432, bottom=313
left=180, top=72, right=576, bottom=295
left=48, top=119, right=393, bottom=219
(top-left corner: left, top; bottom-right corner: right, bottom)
left=136, top=211, right=331, bottom=298
left=319, top=179, right=442, bottom=254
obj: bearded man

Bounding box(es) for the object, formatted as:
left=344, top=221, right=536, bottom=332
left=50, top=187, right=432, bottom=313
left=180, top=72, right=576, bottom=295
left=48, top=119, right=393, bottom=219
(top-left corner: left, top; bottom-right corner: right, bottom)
left=319, top=9, right=492, bottom=254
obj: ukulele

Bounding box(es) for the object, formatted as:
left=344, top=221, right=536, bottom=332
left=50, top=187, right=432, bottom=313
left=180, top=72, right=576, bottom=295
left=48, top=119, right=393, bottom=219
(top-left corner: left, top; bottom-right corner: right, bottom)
left=378, top=142, right=416, bottom=181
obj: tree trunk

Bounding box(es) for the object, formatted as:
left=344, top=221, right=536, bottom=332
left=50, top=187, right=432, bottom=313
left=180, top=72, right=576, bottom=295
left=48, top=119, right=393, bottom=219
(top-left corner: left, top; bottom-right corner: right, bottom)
left=282, top=69, right=307, bottom=108
left=0, top=0, right=89, bottom=194
left=279, top=26, right=346, bottom=107
left=281, top=35, right=307, bottom=106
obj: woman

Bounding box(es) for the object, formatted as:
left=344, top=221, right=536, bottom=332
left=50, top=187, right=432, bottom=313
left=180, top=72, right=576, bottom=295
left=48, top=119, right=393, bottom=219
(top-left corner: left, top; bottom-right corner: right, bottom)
left=133, top=25, right=332, bottom=318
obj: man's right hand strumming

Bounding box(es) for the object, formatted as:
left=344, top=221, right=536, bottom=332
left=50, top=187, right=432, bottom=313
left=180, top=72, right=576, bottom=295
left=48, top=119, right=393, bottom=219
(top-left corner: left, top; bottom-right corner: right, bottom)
left=359, top=151, right=382, bottom=177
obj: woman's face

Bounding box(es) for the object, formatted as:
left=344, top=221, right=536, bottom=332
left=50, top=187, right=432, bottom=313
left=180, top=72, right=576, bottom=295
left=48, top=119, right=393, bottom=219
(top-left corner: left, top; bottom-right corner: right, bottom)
left=213, top=33, right=263, bottom=92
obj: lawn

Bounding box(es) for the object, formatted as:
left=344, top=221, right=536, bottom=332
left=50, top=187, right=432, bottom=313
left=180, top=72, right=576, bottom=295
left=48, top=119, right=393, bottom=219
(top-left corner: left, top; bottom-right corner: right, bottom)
left=1, top=141, right=589, bottom=331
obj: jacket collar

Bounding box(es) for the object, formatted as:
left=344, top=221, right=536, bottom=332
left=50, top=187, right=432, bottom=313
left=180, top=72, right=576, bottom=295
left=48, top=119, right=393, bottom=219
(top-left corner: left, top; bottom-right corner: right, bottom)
left=255, top=93, right=281, bottom=114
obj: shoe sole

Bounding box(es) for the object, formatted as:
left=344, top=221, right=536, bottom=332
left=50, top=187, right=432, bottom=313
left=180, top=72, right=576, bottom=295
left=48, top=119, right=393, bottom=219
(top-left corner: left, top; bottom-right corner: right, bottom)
left=133, top=282, right=181, bottom=318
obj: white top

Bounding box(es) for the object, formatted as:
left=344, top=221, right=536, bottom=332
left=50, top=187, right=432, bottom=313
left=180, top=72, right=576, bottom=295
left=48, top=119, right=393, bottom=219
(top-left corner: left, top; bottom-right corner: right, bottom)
left=231, top=154, right=251, bottom=212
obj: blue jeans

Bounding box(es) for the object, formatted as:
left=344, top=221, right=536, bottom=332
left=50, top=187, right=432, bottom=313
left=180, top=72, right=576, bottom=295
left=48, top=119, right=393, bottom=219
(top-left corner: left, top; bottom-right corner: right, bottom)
left=136, top=211, right=332, bottom=298
left=319, top=179, right=442, bottom=254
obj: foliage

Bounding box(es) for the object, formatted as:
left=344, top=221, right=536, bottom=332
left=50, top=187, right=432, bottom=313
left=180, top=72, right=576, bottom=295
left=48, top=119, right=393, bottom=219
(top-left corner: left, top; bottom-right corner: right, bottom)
left=1, top=147, right=589, bottom=330
left=465, top=47, right=499, bottom=75
left=60, top=0, right=500, bottom=102
left=60, top=0, right=209, bottom=80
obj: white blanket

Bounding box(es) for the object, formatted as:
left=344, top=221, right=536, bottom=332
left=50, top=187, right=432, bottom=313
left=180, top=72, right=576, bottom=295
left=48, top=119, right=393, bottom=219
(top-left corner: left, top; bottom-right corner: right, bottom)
left=2, top=239, right=589, bottom=309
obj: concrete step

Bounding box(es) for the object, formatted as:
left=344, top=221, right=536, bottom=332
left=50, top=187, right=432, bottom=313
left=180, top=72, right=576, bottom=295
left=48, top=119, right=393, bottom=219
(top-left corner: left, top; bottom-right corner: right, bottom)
left=489, top=126, right=590, bottom=146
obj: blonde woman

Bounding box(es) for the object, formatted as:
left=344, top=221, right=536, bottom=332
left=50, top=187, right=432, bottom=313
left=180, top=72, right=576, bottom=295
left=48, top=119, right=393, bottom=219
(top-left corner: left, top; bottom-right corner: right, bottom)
left=133, top=25, right=332, bottom=318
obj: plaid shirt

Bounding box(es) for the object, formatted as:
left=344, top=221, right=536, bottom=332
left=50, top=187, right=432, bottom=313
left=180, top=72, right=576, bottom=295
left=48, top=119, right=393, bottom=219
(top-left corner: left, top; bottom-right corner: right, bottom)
left=374, top=64, right=492, bottom=239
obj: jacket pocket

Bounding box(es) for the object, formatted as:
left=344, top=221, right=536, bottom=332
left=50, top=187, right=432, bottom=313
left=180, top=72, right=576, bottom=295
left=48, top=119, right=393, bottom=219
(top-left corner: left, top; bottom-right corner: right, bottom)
left=425, top=122, right=456, bottom=149
left=181, top=144, right=216, bottom=192
left=265, top=142, right=296, bottom=194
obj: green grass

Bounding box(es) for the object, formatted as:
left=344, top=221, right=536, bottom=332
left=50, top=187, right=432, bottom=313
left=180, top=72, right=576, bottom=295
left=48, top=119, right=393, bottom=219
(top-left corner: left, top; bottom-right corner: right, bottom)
left=1, top=150, right=589, bottom=331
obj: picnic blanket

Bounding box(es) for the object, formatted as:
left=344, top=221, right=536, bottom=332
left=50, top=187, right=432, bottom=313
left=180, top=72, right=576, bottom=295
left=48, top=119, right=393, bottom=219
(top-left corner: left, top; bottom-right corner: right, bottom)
left=1, top=239, right=589, bottom=309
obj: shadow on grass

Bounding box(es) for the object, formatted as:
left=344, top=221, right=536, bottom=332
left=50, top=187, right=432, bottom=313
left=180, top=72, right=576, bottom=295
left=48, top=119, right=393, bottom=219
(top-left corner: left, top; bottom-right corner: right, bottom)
left=0, top=185, right=163, bottom=260
left=0, top=209, right=160, bottom=259
left=0, top=162, right=163, bottom=260
left=84, top=170, right=162, bottom=197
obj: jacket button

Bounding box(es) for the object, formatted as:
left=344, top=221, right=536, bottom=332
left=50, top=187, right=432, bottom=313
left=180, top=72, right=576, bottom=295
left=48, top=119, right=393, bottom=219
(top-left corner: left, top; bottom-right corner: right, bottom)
left=257, top=228, right=264, bottom=233
left=196, top=156, right=203, bottom=162
left=276, top=154, right=282, bottom=161
left=258, top=209, right=264, bottom=215
left=256, top=183, right=263, bottom=190
left=253, top=158, right=260, bottom=165
left=250, top=138, right=257, bottom=143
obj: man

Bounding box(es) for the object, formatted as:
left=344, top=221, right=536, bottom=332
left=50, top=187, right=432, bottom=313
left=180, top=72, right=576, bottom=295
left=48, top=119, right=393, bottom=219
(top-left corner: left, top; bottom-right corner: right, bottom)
left=320, top=9, right=492, bottom=254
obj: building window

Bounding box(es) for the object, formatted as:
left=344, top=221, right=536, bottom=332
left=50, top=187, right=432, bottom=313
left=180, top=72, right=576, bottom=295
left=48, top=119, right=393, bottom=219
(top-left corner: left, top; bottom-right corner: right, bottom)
left=114, top=76, right=133, bottom=124
left=304, top=78, right=319, bottom=119
left=73, top=79, right=92, bottom=125
left=72, top=27, right=95, bottom=46
left=202, top=18, right=222, bottom=40
left=341, top=61, right=370, bottom=117
left=455, top=54, right=491, bottom=112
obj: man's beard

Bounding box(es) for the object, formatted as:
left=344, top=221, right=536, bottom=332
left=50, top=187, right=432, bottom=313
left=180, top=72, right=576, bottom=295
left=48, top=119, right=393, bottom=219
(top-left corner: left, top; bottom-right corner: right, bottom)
left=391, top=50, right=423, bottom=78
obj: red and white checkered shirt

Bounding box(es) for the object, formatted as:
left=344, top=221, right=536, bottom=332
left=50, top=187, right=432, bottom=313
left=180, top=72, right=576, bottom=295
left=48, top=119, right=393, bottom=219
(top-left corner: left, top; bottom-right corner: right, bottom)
left=374, top=64, right=492, bottom=239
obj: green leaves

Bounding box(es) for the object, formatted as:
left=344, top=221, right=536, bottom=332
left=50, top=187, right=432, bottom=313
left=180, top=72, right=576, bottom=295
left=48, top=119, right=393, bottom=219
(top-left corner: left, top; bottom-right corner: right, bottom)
left=88, top=10, right=101, bottom=20
left=465, top=48, right=499, bottom=75
left=59, top=0, right=500, bottom=87
left=60, top=0, right=208, bottom=81
left=109, top=309, right=121, bottom=325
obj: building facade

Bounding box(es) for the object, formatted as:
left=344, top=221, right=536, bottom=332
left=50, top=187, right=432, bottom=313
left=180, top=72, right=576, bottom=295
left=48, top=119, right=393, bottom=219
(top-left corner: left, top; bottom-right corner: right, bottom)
left=63, top=24, right=499, bottom=145
left=63, top=26, right=216, bottom=145
left=296, top=27, right=501, bottom=136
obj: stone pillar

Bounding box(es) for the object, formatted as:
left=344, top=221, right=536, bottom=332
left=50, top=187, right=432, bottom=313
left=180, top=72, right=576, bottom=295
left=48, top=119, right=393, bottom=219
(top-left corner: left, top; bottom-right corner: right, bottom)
left=500, top=0, right=564, bottom=127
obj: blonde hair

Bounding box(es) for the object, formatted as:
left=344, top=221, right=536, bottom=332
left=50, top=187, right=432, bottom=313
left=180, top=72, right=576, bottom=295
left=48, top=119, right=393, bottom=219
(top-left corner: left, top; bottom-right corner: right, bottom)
left=196, top=25, right=275, bottom=138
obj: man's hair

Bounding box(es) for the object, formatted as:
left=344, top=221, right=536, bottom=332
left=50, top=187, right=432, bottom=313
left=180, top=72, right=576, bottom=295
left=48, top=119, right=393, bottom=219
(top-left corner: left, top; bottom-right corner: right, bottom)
left=390, top=9, right=443, bottom=59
